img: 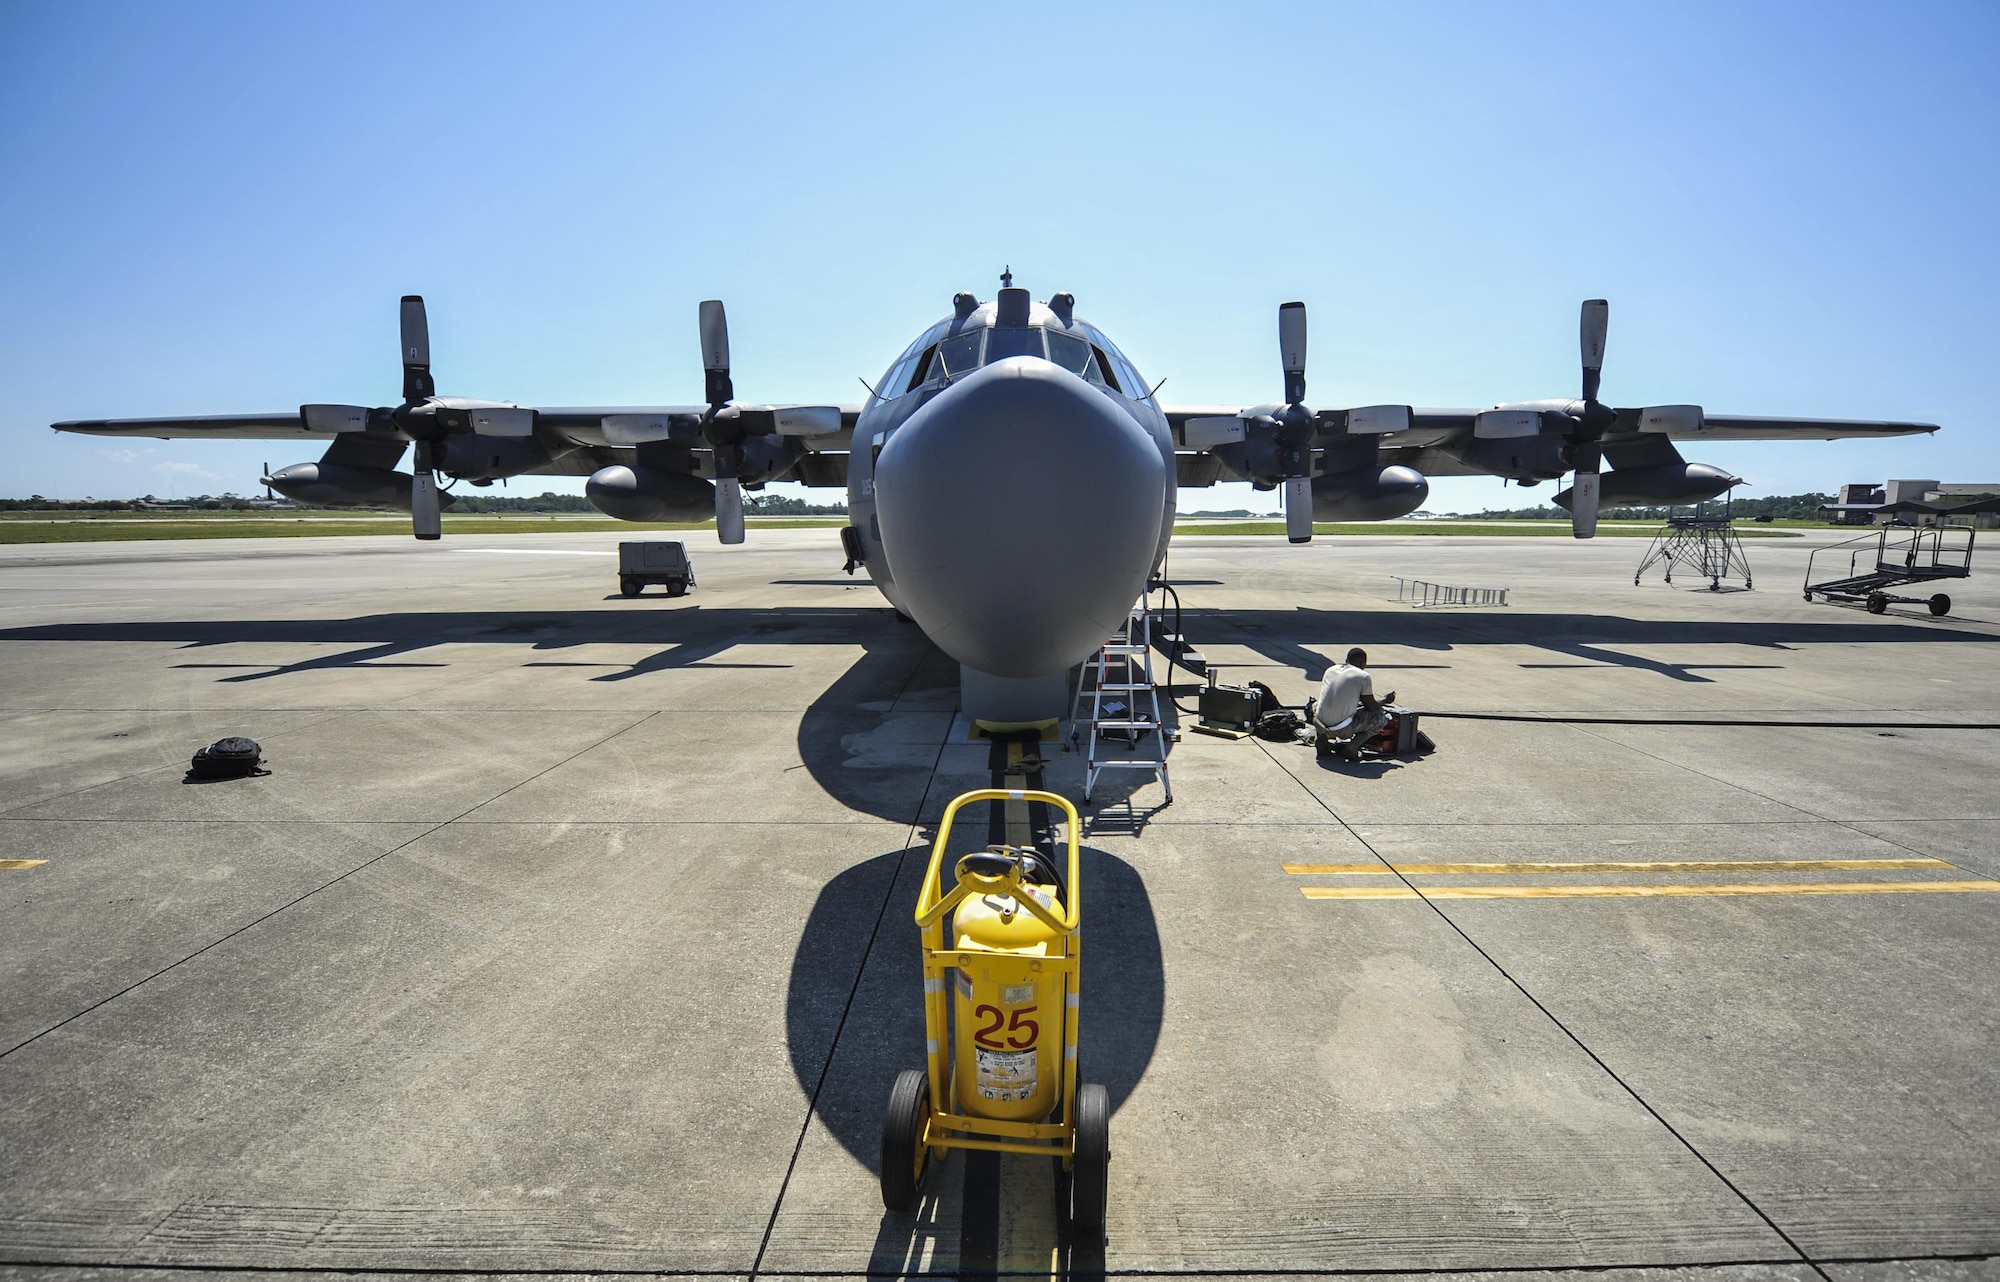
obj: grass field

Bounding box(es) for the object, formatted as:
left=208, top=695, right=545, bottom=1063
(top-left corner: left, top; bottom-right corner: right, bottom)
left=0, top=513, right=844, bottom=544
left=1170, top=519, right=1806, bottom=538
left=0, top=509, right=1821, bottom=544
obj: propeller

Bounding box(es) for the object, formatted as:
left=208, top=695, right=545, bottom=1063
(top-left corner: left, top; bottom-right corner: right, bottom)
left=1567, top=299, right=1616, bottom=539
left=396, top=295, right=443, bottom=540
left=1275, top=301, right=1317, bottom=544
left=696, top=300, right=748, bottom=545
left=262, top=462, right=272, bottom=502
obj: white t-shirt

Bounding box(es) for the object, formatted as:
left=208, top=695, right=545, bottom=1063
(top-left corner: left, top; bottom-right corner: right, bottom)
left=1314, top=663, right=1374, bottom=728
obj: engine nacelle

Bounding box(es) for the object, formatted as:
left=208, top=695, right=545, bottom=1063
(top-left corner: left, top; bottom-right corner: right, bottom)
left=1311, top=464, right=1430, bottom=522
left=1445, top=434, right=1571, bottom=484
left=1554, top=462, right=1740, bottom=509
left=586, top=465, right=717, bottom=522
left=434, top=434, right=570, bottom=482
left=263, top=462, right=455, bottom=512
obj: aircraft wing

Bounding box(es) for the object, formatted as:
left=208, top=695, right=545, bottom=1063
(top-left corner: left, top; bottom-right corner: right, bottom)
left=1621, top=413, right=1939, bottom=440
left=52, top=412, right=357, bottom=440
left=53, top=404, right=864, bottom=452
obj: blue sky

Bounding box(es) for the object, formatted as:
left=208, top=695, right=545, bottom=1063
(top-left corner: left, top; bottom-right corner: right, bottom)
left=3, top=1, right=1994, bottom=510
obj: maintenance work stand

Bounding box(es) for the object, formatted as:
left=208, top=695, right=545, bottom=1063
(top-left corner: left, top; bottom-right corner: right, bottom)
left=1071, top=591, right=1173, bottom=804
left=1634, top=515, right=1753, bottom=590
left=1804, top=524, right=1973, bottom=616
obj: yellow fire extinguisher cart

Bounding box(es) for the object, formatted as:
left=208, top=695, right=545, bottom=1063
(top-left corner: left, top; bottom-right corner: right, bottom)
left=880, top=787, right=1111, bottom=1231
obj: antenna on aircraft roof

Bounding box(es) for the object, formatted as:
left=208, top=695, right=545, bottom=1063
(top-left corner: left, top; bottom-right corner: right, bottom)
left=1000, top=266, right=1013, bottom=288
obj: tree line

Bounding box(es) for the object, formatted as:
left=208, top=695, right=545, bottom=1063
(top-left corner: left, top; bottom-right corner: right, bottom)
left=1467, top=493, right=1834, bottom=521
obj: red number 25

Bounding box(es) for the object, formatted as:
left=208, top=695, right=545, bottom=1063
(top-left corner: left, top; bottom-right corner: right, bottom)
left=973, top=1003, right=1039, bottom=1050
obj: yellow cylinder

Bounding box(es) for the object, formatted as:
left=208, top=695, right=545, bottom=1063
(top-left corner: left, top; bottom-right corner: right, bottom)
left=951, top=885, right=1069, bottom=1120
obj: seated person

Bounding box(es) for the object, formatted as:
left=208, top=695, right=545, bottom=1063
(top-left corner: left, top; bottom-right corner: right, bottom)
left=1311, top=647, right=1392, bottom=757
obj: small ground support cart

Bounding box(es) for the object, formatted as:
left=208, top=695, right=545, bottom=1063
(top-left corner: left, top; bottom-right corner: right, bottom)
left=1804, top=525, right=1971, bottom=616
left=881, top=788, right=1111, bottom=1232
left=617, top=541, right=695, bottom=597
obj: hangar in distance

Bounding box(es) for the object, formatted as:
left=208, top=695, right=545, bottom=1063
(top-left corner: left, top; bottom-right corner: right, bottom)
left=53, top=277, right=1937, bottom=723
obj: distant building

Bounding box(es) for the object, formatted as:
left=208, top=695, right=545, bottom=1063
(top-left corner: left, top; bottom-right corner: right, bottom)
left=1820, top=479, right=2000, bottom=528
left=1827, top=483, right=1884, bottom=524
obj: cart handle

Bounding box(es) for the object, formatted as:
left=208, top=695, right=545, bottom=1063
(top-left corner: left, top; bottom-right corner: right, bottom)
left=915, top=789, right=1080, bottom=933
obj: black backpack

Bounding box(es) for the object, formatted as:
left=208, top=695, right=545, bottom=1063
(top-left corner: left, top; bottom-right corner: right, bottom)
left=188, top=736, right=268, bottom=780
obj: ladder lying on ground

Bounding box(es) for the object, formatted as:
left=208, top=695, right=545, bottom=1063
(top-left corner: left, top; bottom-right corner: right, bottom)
left=1072, top=599, right=1173, bottom=804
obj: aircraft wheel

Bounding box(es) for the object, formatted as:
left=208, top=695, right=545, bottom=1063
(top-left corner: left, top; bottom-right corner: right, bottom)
left=879, top=1069, right=930, bottom=1212
left=1930, top=593, right=1951, bottom=616
left=1067, top=1083, right=1110, bottom=1233
left=1867, top=592, right=1889, bottom=614
left=620, top=578, right=641, bottom=598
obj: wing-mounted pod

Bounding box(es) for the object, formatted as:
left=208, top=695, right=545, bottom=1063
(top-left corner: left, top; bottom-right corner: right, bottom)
left=263, top=433, right=459, bottom=513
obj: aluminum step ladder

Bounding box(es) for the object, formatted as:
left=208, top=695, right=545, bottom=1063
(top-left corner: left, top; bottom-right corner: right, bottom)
left=1073, top=599, right=1172, bottom=803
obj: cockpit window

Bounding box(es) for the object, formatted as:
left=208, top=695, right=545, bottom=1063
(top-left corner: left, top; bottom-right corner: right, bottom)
left=984, top=329, right=1046, bottom=362
left=937, top=329, right=983, bottom=379
left=1089, top=345, right=1122, bottom=394
left=1046, top=330, right=1091, bottom=376
left=1119, top=352, right=1149, bottom=399
left=907, top=345, right=939, bottom=392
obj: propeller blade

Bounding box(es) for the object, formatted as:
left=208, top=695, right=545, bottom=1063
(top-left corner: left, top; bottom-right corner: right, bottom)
left=1579, top=298, right=1607, bottom=404
left=1283, top=476, right=1313, bottom=544
left=1279, top=301, right=1307, bottom=405
left=262, top=462, right=271, bottom=501
left=699, top=300, right=733, bottom=405
left=1569, top=447, right=1601, bottom=540
left=714, top=475, right=745, bottom=545
left=411, top=462, right=442, bottom=541
left=400, top=295, right=434, bottom=402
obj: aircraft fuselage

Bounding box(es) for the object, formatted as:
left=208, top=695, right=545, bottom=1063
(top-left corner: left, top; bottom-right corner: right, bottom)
left=845, top=287, right=1175, bottom=722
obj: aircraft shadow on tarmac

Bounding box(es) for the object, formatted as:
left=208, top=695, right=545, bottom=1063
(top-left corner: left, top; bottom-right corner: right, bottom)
left=5, top=603, right=1994, bottom=812
left=1200, top=606, right=1999, bottom=685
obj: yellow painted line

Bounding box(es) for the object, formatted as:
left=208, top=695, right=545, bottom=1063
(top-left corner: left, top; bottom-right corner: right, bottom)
left=1, top=860, right=47, bottom=871
left=1284, top=859, right=1956, bottom=876
left=1004, top=742, right=1032, bottom=847
left=1301, top=885, right=1423, bottom=900
left=1304, top=880, right=2000, bottom=900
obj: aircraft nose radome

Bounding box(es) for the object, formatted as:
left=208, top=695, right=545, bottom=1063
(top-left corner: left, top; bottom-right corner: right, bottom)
left=874, top=357, right=1169, bottom=679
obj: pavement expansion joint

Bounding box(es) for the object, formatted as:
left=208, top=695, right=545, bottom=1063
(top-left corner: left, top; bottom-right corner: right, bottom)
left=5, top=532, right=1997, bottom=1272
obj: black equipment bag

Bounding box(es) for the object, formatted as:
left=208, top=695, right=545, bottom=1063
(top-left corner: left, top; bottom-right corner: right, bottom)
left=1254, top=709, right=1304, bottom=741
left=189, top=736, right=268, bottom=780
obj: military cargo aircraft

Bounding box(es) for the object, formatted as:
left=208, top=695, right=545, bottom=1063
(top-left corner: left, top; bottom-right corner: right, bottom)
left=53, top=276, right=1936, bottom=723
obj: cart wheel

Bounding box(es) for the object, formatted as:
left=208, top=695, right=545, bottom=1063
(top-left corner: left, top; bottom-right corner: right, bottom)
left=1930, top=593, right=1951, bottom=616
left=1067, top=1082, right=1110, bottom=1233
left=879, top=1069, right=931, bottom=1212
left=1803, top=591, right=1813, bottom=602
left=666, top=582, right=687, bottom=598
left=1867, top=592, right=1889, bottom=614
left=620, top=578, right=641, bottom=598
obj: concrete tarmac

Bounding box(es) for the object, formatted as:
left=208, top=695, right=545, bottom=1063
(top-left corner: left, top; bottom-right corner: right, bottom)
left=1, top=527, right=1996, bottom=1281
